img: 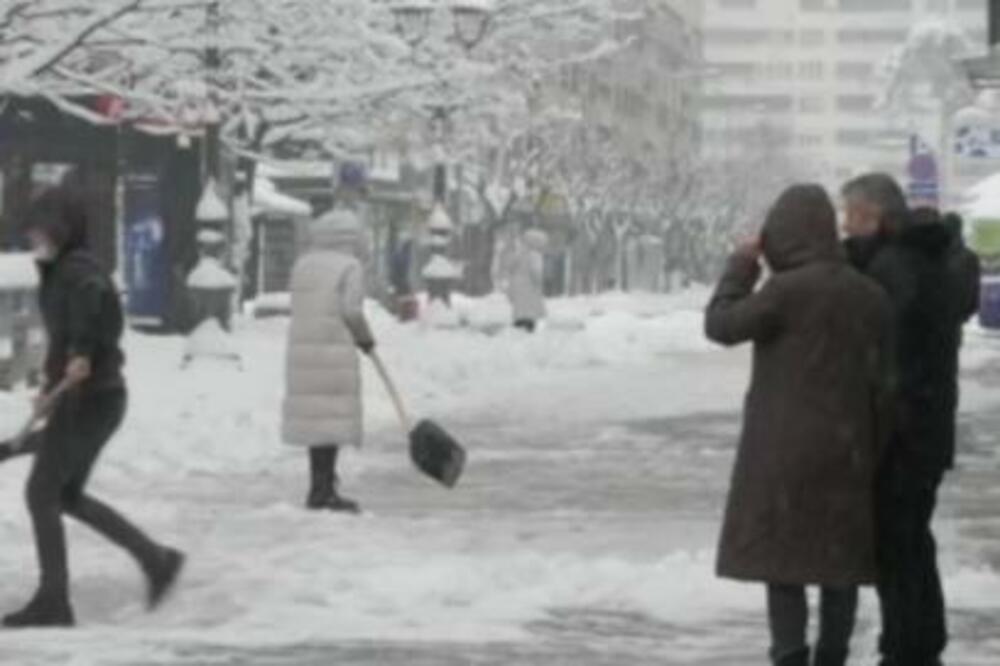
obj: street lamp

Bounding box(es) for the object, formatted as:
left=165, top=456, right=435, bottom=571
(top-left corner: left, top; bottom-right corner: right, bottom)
left=391, top=0, right=433, bottom=47
left=451, top=0, right=493, bottom=51
left=391, top=0, right=493, bottom=51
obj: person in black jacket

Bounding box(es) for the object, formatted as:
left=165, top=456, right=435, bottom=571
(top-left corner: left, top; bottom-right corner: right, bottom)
left=2, top=185, right=185, bottom=628
left=841, top=174, right=975, bottom=666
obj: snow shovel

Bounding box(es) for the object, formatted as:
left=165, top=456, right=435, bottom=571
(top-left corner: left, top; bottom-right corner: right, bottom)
left=369, top=352, right=466, bottom=488
left=0, top=379, right=73, bottom=463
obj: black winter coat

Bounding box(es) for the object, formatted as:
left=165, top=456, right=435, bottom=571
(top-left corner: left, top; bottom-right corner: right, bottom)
left=38, top=249, right=125, bottom=393
left=845, top=217, right=973, bottom=472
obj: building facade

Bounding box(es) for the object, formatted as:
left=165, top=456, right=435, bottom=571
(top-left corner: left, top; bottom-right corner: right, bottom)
left=702, top=0, right=988, bottom=189
left=561, top=0, right=703, bottom=159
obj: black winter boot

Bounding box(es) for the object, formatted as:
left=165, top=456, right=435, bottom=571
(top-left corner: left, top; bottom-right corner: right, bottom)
left=814, top=647, right=848, bottom=666
left=774, top=647, right=810, bottom=666
left=146, top=547, right=186, bottom=611
left=306, top=447, right=336, bottom=509
left=2, top=593, right=75, bottom=628
left=306, top=447, right=360, bottom=513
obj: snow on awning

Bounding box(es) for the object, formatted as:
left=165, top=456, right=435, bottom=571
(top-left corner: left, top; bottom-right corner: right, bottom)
left=253, top=176, right=311, bottom=218
left=965, top=171, right=1000, bottom=204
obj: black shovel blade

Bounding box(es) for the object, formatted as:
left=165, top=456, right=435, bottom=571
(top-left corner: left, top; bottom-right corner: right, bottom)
left=410, top=419, right=466, bottom=488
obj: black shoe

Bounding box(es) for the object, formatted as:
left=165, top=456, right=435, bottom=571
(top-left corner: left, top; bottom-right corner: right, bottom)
left=3, top=594, right=75, bottom=628
left=814, top=648, right=848, bottom=666
left=774, top=647, right=810, bottom=666
left=307, top=489, right=361, bottom=514
left=147, top=547, right=185, bottom=611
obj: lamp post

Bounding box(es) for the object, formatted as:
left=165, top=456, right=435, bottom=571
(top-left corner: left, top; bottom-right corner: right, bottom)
left=390, top=0, right=494, bottom=306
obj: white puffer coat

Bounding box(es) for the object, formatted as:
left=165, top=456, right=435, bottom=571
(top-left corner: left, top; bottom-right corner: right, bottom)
left=282, top=208, right=373, bottom=448
left=506, top=229, right=548, bottom=322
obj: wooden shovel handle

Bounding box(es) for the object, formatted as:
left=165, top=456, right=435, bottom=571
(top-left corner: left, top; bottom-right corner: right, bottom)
left=369, top=352, right=413, bottom=435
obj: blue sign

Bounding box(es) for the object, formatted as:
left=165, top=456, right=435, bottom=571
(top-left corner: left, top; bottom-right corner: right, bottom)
left=124, top=174, right=168, bottom=324
left=907, top=135, right=939, bottom=207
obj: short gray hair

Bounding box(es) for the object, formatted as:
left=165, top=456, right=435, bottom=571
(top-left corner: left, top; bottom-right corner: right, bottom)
left=841, top=173, right=908, bottom=221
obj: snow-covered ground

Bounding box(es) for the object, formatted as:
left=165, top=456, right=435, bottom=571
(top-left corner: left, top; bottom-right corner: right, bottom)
left=0, top=290, right=999, bottom=665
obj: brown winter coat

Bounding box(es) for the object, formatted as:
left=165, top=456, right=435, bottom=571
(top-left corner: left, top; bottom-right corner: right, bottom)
left=705, top=185, right=894, bottom=586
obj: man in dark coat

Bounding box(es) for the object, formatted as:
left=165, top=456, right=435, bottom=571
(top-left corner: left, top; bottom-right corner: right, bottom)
left=706, top=184, right=893, bottom=666
left=2, top=185, right=185, bottom=628
left=841, top=174, right=976, bottom=666
left=943, top=212, right=981, bottom=327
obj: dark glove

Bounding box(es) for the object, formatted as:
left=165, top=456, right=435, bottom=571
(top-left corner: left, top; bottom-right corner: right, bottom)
left=357, top=340, right=375, bottom=355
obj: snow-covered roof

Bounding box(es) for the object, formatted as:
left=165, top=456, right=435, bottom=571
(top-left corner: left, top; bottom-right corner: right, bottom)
left=0, top=253, right=38, bottom=290
left=965, top=171, right=1000, bottom=203
left=258, top=160, right=332, bottom=180
left=966, top=194, right=1000, bottom=220
left=253, top=176, right=311, bottom=218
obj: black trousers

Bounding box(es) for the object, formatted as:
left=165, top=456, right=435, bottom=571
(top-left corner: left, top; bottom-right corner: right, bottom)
left=767, top=584, right=858, bottom=661
left=513, top=319, right=537, bottom=333
left=876, top=461, right=947, bottom=665
left=26, top=388, right=160, bottom=602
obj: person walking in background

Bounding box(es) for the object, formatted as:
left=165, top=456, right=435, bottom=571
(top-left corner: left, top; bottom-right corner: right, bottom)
left=506, top=229, right=548, bottom=333
left=841, top=174, right=976, bottom=666
left=705, top=184, right=893, bottom=666
left=283, top=163, right=374, bottom=514
left=4, top=185, right=184, bottom=628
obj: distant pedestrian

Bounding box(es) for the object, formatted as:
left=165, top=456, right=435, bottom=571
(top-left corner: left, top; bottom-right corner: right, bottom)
left=841, top=174, right=977, bottom=666
left=506, top=229, right=547, bottom=333
left=706, top=184, right=893, bottom=666
left=283, top=164, right=374, bottom=513
left=3, top=185, right=184, bottom=628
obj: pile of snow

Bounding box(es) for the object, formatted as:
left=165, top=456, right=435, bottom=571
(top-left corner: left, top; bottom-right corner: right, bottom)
left=422, top=255, right=463, bottom=280
left=0, top=253, right=38, bottom=290
left=183, top=319, right=241, bottom=366
left=187, top=257, right=238, bottom=290
left=196, top=179, right=228, bottom=222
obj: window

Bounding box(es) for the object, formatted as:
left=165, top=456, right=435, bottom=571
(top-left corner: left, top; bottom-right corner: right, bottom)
left=797, top=134, right=824, bottom=148
left=799, top=29, right=826, bottom=46
left=839, top=0, right=911, bottom=9
left=837, top=28, right=908, bottom=44
left=718, top=0, right=756, bottom=7
left=705, top=29, right=794, bottom=45
left=799, top=96, right=826, bottom=113
left=957, top=0, right=984, bottom=9
left=836, top=61, right=874, bottom=80
left=837, top=129, right=873, bottom=145
left=713, top=61, right=756, bottom=78
left=925, top=0, right=948, bottom=10
left=837, top=94, right=875, bottom=112
left=703, top=94, right=794, bottom=112
left=798, top=61, right=825, bottom=80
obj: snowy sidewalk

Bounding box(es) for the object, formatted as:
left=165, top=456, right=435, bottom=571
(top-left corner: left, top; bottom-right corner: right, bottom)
left=0, top=293, right=998, bottom=664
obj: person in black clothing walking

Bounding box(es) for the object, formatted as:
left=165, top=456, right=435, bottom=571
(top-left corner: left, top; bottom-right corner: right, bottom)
left=841, top=174, right=976, bottom=666
left=2, top=185, right=184, bottom=628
